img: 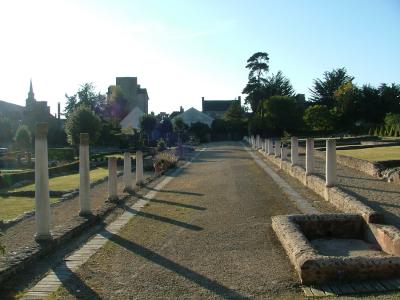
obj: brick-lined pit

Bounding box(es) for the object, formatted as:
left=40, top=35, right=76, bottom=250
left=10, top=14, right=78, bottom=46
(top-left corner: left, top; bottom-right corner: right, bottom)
left=272, top=214, right=400, bottom=285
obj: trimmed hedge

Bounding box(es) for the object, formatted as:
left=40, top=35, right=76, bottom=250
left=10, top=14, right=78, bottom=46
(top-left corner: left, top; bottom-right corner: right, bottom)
left=0, top=161, right=80, bottom=189
left=48, top=148, right=75, bottom=161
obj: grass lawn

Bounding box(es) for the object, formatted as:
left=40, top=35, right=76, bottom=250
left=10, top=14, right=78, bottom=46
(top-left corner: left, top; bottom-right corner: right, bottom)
left=0, top=196, right=59, bottom=221
left=12, top=167, right=109, bottom=192
left=337, top=146, right=400, bottom=162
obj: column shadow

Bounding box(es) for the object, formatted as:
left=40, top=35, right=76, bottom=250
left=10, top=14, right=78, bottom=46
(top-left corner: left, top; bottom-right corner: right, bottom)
left=52, top=262, right=101, bottom=299
left=145, top=187, right=204, bottom=196
left=138, top=195, right=206, bottom=211
left=124, top=206, right=203, bottom=231
left=99, top=230, right=250, bottom=300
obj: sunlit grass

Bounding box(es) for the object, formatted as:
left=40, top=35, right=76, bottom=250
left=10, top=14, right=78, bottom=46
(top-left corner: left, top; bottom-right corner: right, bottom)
left=104, top=153, right=136, bottom=159
left=337, top=146, right=400, bottom=162
left=12, top=167, right=109, bottom=192
left=0, top=196, right=59, bottom=221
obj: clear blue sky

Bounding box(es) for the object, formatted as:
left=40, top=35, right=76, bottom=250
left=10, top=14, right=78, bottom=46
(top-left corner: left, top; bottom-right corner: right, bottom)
left=0, top=0, right=399, bottom=115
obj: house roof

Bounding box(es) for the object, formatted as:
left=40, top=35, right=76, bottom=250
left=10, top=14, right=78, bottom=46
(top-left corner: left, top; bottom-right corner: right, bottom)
left=120, top=107, right=145, bottom=130
left=172, top=107, right=214, bottom=127
left=202, top=100, right=238, bottom=112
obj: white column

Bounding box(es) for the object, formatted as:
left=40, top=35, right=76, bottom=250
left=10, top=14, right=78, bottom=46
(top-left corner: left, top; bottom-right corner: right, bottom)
left=256, top=135, right=260, bottom=148
left=34, top=123, right=52, bottom=241
left=281, top=144, right=288, bottom=161
left=264, top=139, right=268, bottom=153
left=268, top=139, right=273, bottom=155
left=291, top=137, right=299, bottom=166
left=79, top=133, right=91, bottom=216
left=326, top=139, right=337, bottom=187
left=123, top=152, right=132, bottom=191
left=261, top=138, right=264, bottom=151
left=306, top=138, right=314, bottom=175
left=136, top=150, right=144, bottom=185
left=274, top=140, right=281, bottom=157
left=108, top=157, right=118, bottom=201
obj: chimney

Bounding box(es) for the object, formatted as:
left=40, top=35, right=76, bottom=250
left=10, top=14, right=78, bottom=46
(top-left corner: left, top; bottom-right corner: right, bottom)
left=57, top=102, right=61, bottom=120
left=180, top=106, right=184, bottom=113
left=202, top=97, right=205, bottom=111
left=238, top=96, right=241, bottom=104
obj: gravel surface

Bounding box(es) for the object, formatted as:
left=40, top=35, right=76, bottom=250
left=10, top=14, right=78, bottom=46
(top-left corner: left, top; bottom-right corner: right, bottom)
left=48, top=142, right=306, bottom=299
left=297, top=149, right=400, bottom=228
left=0, top=170, right=153, bottom=254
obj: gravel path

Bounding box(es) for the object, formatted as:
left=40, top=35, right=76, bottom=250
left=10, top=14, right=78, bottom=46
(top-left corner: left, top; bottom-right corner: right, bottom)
left=0, top=170, right=153, bottom=254
left=48, top=142, right=321, bottom=299
left=297, top=149, right=400, bottom=228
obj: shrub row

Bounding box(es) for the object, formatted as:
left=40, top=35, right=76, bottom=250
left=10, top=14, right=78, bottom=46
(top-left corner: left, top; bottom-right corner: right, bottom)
left=48, top=148, right=75, bottom=161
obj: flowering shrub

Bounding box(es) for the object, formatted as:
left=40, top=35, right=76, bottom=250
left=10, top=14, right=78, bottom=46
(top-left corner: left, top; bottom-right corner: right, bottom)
left=153, top=151, right=178, bottom=173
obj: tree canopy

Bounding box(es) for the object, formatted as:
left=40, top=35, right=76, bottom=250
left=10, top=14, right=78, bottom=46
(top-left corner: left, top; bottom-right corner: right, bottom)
left=64, top=106, right=102, bottom=145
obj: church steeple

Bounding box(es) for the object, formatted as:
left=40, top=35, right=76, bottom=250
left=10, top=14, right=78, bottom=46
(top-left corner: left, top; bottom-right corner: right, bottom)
left=26, top=79, right=36, bottom=107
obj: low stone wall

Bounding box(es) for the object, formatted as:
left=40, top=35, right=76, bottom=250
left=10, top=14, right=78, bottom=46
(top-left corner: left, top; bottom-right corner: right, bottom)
left=260, top=150, right=382, bottom=223
left=272, top=214, right=400, bottom=284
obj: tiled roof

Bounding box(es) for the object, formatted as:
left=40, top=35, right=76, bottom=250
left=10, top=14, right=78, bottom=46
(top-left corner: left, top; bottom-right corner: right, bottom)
left=202, top=100, right=238, bottom=112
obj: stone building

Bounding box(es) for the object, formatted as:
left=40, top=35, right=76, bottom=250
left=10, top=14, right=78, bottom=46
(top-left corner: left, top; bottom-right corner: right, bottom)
left=201, top=96, right=241, bottom=119
left=108, top=77, right=149, bottom=114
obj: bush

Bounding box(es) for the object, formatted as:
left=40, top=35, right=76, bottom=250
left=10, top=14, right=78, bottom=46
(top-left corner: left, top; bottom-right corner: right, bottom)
left=153, top=151, right=178, bottom=172
left=48, top=148, right=75, bottom=161
left=157, top=138, right=166, bottom=151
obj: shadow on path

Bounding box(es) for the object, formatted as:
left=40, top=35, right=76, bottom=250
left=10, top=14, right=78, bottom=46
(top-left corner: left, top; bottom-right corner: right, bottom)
left=53, top=262, right=101, bottom=299
left=138, top=195, right=206, bottom=211
left=146, top=187, right=204, bottom=196
left=99, top=230, right=250, bottom=300
left=124, top=206, right=203, bottom=231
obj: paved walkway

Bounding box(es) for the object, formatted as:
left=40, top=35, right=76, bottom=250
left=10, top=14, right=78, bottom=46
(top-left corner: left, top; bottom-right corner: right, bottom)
left=297, top=149, right=400, bottom=228
left=24, top=142, right=324, bottom=299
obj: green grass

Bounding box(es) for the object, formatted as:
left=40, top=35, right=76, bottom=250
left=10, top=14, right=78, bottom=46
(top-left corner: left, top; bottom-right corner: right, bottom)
left=337, top=146, right=400, bottom=162
left=12, top=167, right=109, bottom=192
left=0, top=196, right=59, bottom=221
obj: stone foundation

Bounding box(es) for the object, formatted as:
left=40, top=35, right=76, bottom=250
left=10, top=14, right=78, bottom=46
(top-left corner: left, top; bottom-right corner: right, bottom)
left=272, top=214, right=400, bottom=285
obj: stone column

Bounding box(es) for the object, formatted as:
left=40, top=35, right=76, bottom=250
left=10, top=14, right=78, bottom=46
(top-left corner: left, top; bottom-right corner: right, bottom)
left=123, top=152, right=132, bottom=191
left=34, top=123, right=52, bottom=241
left=108, top=157, right=118, bottom=201
left=256, top=135, right=260, bottom=148
left=306, top=138, right=314, bottom=175
left=281, top=144, right=288, bottom=161
left=264, top=139, right=268, bottom=153
left=136, top=150, right=144, bottom=185
left=291, top=137, right=299, bottom=166
left=326, top=139, right=337, bottom=187
left=79, top=133, right=91, bottom=216
left=274, top=140, right=281, bottom=157
left=268, top=139, right=273, bottom=155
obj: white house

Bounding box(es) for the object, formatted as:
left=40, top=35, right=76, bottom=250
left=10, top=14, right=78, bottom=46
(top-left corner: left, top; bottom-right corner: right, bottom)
left=172, top=107, right=214, bottom=127
left=120, top=107, right=145, bottom=130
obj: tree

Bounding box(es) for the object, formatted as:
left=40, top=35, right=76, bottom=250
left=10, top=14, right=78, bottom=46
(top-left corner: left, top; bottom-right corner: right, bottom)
left=14, top=125, right=32, bottom=150
left=0, top=116, right=13, bottom=146
left=106, top=85, right=129, bottom=124
left=65, top=83, right=106, bottom=118
left=242, top=52, right=270, bottom=112
left=140, top=114, right=157, bottom=143
left=64, top=106, right=102, bottom=145
left=224, top=102, right=244, bottom=122
left=189, top=122, right=210, bottom=143
left=261, top=96, right=303, bottom=135
left=303, top=105, right=335, bottom=131
left=309, top=68, right=354, bottom=108
left=384, top=113, right=400, bottom=127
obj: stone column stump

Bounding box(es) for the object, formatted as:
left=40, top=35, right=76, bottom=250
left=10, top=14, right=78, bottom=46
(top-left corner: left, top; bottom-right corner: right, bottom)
left=79, top=133, right=91, bottom=216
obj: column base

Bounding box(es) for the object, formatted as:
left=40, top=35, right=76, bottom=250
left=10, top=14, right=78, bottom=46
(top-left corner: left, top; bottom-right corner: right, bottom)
left=34, top=232, right=53, bottom=242
left=79, top=210, right=93, bottom=217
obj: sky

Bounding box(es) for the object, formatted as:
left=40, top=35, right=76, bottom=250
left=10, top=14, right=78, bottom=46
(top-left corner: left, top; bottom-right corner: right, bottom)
left=0, top=0, right=399, bottom=116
